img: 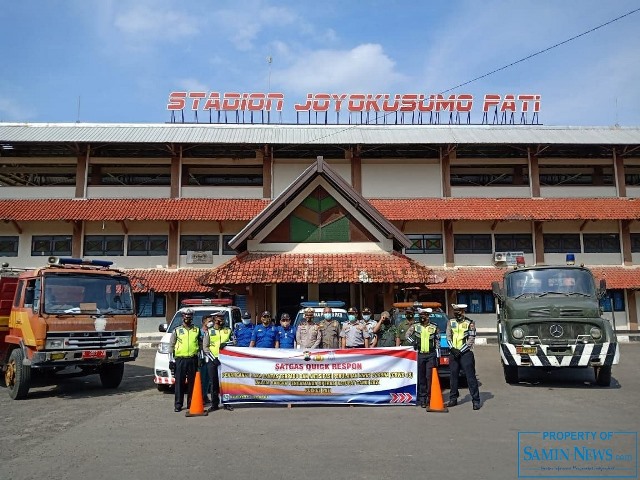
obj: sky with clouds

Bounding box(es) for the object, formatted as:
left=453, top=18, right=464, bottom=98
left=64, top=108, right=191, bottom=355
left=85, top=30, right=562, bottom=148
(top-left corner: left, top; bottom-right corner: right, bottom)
left=0, top=0, right=638, bottom=126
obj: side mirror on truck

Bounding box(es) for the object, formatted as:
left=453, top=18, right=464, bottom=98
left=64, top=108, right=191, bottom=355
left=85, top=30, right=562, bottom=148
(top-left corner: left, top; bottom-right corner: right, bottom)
left=492, top=281, right=504, bottom=301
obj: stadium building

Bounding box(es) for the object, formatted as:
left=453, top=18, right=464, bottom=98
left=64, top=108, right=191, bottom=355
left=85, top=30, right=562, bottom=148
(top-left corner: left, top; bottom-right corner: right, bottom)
left=1, top=122, right=640, bottom=334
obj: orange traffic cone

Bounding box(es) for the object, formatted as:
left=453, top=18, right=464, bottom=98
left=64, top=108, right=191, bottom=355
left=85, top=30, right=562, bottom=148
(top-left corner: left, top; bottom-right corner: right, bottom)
left=426, top=367, right=448, bottom=413
left=185, top=370, right=208, bottom=417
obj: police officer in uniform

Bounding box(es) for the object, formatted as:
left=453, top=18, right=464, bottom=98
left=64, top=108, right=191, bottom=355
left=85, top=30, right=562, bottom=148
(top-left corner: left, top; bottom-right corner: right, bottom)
left=397, top=307, right=417, bottom=346
left=361, top=307, right=378, bottom=347
left=318, top=306, right=340, bottom=349
left=276, top=313, right=296, bottom=349
left=250, top=311, right=279, bottom=348
left=446, top=304, right=481, bottom=410
left=406, top=309, right=439, bottom=408
left=169, top=308, right=201, bottom=412
left=340, top=307, right=370, bottom=348
left=296, top=307, right=321, bottom=349
left=202, top=313, right=232, bottom=411
left=234, top=311, right=254, bottom=347
left=372, top=311, right=400, bottom=347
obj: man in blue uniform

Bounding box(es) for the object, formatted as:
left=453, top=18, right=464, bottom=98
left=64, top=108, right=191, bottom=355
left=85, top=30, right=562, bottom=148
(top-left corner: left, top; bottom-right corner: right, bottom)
left=276, top=313, right=296, bottom=348
left=250, top=311, right=279, bottom=348
left=234, top=311, right=254, bottom=347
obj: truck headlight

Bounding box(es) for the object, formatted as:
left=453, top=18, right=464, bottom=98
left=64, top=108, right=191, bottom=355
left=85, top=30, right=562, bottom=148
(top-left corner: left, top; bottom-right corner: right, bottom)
left=45, top=339, right=65, bottom=349
left=115, top=335, right=132, bottom=347
left=157, top=342, right=170, bottom=354
left=589, top=327, right=602, bottom=340
left=512, top=327, right=525, bottom=339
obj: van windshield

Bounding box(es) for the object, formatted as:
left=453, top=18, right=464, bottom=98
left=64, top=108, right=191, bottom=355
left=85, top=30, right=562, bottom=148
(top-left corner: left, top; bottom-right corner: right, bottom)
left=167, top=310, right=229, bottom=332
left=293, top=310, right=348, bottom=329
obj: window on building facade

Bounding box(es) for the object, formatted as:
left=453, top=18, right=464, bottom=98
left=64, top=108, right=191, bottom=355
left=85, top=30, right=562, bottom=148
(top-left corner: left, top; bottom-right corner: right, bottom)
left=494, top=233, right=533, bottom=253
left=0, top=163, right=76, bottom=186
left=127, top=235, right=168, bottom=256
left=456, top=291, right=495, bottom=313
left=184, top=166, right=263, bottom=186
left=454, top=234, right=492, bottom=254
left=583, top=234, right=620, bottom=253
left=31, top=235, right=72, bottom=256
left=84, top=235, right=125, bottom=256
left=450, top=165, right=529, bottom=186
left=406, top=234, right=443, bottom=254
left=631, top=233, right=640, bottom=252
left=222, top=235, right=236, bottom=255
left=600, top=289, right=625, bottom=312
left=180, top=235, right=220, bottom=255
left=136, top=293, right=166, bottom=317
left=543, top=234, right=581, bottom=253
left=539, top=165, right=614, bottom=186
left=0, top=236, right=19, bottom=257
left=89, top=164, right=171, bottom=186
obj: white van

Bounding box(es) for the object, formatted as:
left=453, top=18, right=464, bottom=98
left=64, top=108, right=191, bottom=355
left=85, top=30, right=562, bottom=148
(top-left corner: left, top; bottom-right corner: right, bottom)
left=153, top=299, right=242, bottom=391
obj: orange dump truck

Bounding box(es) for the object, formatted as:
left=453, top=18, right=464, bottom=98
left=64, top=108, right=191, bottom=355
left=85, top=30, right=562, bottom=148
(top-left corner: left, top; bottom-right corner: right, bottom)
left=0, top=257, right=139, bottom=399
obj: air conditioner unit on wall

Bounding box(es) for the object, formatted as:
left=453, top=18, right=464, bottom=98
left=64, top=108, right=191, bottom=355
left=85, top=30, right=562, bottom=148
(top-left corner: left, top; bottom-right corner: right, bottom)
left=493, top=252, right=506, bottom=263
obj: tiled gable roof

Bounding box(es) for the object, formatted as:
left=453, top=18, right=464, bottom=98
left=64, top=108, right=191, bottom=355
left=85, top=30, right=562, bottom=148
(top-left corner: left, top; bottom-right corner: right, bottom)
left=124, top=265, right=640, bottom=293
left=2, top=197, right=640, bottom=221
left=197, top=252, right=442, bottom=286
left=369, top=198, right=640, bottom=221
left=0, top=198, right=268, bottom=221
left=126, top=268, right=211, bottom=293
left=429, top=266, right=640, bottom=290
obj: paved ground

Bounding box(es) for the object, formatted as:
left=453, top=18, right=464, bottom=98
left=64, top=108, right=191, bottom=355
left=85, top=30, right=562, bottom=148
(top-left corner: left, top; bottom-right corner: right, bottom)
left=1, top=345, right=639, bottom=480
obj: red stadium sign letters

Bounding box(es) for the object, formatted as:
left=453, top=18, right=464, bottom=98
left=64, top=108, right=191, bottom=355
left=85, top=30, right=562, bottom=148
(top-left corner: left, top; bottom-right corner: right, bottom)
left=167, top=91, right=540, bottom=115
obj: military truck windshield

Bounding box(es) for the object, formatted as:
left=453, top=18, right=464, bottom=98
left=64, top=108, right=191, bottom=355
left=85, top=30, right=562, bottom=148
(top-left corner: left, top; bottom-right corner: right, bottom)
left=505, top=268, right=595, bottom=298
left=43, top=274, right=134, bottom=314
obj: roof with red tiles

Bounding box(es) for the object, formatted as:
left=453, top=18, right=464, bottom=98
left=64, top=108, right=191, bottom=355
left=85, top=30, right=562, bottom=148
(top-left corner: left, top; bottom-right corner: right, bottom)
left=3, top=197, right=640, bottom=221
left=124, top=265, right=640, bottom=292
left=369, top=198, right=640, bottom=221
left=0, top=198, right=269, bottom=221
left=126, top=268, right=211, bottom=293
left=197, top=252, right=443, bottom=286
left=429, top=266, right=640, bottom=290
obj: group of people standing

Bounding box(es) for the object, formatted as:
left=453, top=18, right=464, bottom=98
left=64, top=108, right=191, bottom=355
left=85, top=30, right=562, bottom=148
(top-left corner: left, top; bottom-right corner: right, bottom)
left=168, top=303, right=481, bottom=413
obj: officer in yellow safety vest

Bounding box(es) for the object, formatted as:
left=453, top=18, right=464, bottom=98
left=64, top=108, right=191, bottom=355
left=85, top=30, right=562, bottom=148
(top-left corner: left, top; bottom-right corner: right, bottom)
left=446, top=304, right=481, bottom=410
left=169, top=308, right=202, bottom=412
left=203, top=313, right=233, bottom=412
left=406, top=309, right=440, bottom=408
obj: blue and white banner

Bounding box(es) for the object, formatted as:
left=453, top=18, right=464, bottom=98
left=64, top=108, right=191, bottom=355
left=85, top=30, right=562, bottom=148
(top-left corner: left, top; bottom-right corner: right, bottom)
left=220, top=346, right=417, bottom=405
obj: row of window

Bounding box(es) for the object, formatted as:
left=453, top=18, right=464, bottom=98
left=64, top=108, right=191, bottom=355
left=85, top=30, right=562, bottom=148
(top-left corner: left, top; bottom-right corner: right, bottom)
left=0, top=235, right=237, bottom=257
left=457, top=290, right=626, bottom=313
left=0, top=232, right=638, bottom=257
left=131, top=289, right=625, bottom=318
left=407, top=233, right=628, bottom=254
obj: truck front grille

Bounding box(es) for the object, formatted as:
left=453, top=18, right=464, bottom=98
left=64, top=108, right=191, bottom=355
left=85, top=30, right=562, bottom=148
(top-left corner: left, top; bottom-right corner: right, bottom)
left=47, top=331, right=131, bottom=349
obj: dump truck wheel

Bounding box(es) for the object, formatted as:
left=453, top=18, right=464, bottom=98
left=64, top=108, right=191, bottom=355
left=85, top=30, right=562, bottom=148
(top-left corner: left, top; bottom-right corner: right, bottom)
left=99, top=363, right=124, bottom=389
left=6, top=348, right=31, bottom=400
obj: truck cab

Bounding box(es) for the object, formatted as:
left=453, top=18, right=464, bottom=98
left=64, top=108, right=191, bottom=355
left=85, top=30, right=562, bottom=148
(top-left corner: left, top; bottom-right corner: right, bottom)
left=492, top=262, right=619, bottom=386
left=1, top=257, right=139, bottom=399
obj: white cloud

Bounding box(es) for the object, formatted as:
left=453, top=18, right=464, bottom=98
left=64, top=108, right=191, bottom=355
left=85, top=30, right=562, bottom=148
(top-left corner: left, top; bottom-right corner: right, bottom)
left=216, top=3, right=298, bottom=51
left=175, top=78, right=209, bottom=92
left=0, top=97, right=36, bottom=122
left=272, top=44, right=406, bottom=93
left=114, top=4, right=199, bottom=42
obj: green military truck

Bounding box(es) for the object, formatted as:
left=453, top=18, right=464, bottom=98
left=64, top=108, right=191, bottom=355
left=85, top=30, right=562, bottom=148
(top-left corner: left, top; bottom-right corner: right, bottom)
left=492, top=264, right=619, bottom=386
